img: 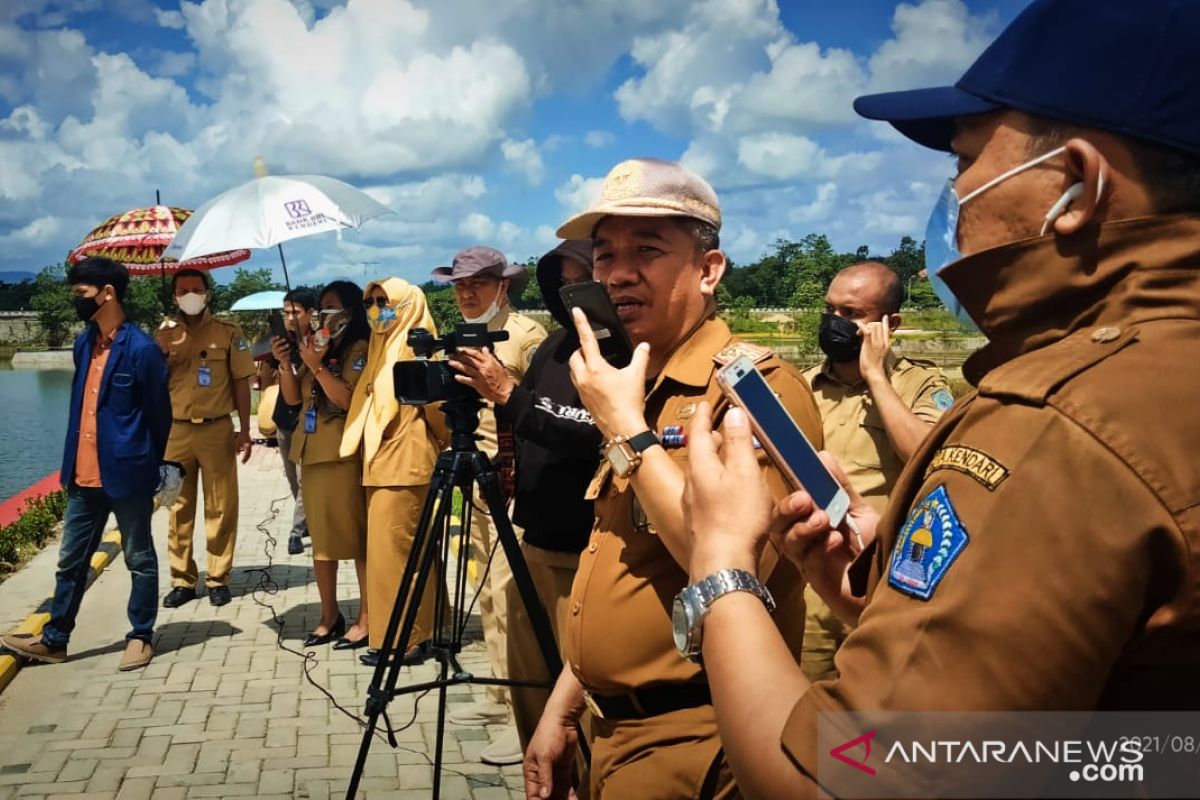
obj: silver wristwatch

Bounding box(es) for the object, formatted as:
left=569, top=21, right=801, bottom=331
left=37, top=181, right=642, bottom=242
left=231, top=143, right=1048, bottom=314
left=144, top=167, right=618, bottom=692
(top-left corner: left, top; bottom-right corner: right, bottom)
left=672, top=568, right=776, bottom=662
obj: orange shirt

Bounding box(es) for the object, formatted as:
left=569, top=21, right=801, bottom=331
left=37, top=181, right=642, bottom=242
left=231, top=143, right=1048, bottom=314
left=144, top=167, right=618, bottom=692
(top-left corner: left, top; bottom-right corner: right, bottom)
left=74, top=339, right=112, bottom=488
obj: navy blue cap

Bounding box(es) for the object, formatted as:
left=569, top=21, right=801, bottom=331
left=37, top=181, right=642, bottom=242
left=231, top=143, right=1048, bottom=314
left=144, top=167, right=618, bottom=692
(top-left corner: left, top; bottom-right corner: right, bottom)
left=854, top=0, right=1200, bottom=158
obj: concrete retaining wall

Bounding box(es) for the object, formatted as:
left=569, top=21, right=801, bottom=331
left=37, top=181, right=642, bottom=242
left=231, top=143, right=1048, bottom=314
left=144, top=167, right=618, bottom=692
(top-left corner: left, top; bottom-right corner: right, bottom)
left=10, top=350, right=73, bottom=368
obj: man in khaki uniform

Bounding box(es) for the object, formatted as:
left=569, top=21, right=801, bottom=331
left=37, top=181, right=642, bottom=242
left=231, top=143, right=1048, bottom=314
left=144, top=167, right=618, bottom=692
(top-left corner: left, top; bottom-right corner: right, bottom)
left=675, top=2, right=1200, bottom=797
left=431, top=246, right=546, bottom=766
left=158, top=269, right=254, bottom=608
left=524, top=158, right=821, bottom=800
left=800, top=262, right=951, bottom=681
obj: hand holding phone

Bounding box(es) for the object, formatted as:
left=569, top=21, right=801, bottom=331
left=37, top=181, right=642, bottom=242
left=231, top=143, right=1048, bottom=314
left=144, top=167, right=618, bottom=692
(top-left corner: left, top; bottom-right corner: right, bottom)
left=716, top=356, right=855, bottom=534
left=559, top=281, right=634, bottom=367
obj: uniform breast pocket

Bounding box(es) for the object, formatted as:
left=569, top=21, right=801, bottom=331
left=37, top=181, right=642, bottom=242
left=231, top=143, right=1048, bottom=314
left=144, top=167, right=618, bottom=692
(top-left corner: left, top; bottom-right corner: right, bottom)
left=853, top=415, right=887, bottom=469
left=110, top=373, right=136, bottom=415
left=201, top=347, right=229, bottom=386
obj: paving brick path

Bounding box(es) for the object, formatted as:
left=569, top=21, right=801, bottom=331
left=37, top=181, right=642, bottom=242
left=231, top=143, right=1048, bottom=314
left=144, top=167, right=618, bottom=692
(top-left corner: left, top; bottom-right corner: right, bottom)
left=0, top=443, right=525, bottom=799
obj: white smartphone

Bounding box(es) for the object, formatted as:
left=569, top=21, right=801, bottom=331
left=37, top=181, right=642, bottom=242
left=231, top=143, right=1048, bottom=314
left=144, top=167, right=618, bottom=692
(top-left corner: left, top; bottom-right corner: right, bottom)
left=717, top=355, right=854, bottom=534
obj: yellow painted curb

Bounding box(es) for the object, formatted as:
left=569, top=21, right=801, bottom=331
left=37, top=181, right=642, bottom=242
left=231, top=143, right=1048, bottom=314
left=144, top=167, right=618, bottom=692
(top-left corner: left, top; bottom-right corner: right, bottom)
left=0, top=529, right=123, bottom=694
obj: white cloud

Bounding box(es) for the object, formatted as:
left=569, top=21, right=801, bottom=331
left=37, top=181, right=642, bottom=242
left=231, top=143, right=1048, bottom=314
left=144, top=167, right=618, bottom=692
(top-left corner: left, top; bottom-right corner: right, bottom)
left=155, top=8, right=185, bottom=28
left=0, top=215, right=64, bottom=248
left=584, top=130, right=615, bottom=148
left=554, top=174, right=604, bottom=215
left=501, top=137, right=545, bottom=186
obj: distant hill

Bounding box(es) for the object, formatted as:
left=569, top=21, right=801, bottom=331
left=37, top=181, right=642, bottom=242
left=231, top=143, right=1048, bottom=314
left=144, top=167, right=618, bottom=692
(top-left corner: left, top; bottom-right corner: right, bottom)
left=0, top=271, right=37, bottom=283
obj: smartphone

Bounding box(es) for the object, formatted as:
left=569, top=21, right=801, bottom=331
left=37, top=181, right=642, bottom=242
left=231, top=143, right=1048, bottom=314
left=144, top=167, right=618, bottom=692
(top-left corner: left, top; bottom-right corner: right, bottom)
left=268, top=310, right=289, bottom=341
left=559, top=281, right=634, bottom=368
left=717, top=355, right=853, bottom=532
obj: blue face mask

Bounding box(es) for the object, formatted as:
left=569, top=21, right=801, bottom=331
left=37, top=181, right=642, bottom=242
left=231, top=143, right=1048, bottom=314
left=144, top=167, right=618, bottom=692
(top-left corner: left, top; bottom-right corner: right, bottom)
left=923, top=145, right=1089, bottom=330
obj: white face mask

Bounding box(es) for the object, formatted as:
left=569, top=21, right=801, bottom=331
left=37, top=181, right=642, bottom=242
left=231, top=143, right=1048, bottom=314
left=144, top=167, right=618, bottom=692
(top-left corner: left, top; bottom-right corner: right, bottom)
left=177, top=291, right=207, bottom=316
left=463, top=296, right=503, bottom=325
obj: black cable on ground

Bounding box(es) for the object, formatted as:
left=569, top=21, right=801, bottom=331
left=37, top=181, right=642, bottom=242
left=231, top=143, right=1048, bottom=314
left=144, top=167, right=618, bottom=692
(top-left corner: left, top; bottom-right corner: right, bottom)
left=242, top=493, right=501, bottom=781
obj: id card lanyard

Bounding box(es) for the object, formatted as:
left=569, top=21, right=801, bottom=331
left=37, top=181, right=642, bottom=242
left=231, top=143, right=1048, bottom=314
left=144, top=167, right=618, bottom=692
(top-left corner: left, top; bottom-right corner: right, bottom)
left=197, top=349, right=212, bottom=387
left=305, top=368, right=319, bottom=434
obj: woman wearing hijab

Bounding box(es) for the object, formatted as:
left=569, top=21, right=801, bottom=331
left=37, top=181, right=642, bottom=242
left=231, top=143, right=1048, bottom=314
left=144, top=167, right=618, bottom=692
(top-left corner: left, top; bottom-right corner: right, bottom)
left=341, top=278, right=446, bottom=666
left=272, top=280, right=371, bottom=648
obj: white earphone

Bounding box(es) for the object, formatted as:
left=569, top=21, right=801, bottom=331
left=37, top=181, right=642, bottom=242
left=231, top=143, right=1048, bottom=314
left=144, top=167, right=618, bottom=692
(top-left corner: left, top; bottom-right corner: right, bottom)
left=1041, top=170, right=1106, bottom=236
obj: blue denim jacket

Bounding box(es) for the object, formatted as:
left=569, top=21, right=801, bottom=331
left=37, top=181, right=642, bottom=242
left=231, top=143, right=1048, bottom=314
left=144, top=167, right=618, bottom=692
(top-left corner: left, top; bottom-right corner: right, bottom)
left=60, top=321, right=172, bottom=499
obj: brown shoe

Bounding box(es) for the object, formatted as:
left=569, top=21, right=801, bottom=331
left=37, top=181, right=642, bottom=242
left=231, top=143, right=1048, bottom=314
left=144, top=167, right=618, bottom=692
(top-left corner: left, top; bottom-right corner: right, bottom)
left=1, top=633, right=67, bottom=664
left=119, top=639, right=153, bottom=672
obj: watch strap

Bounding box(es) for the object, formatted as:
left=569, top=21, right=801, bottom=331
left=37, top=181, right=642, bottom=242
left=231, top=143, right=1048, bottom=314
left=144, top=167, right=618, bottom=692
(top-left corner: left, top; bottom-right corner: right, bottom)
left=626, top=430, right=660, bottom=454
left=695, top=568, right=776, bottom=615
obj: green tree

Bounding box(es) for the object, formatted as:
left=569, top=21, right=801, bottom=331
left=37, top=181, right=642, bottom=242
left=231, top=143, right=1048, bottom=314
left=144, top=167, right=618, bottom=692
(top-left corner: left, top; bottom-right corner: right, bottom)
left=124, top=277, right=172, bottom=332
left=212, top=267, right=283, bottom=312
left=30, top=264, right=74, bottom=347
left=423, top=284, right=462, bottom=335
left=885, top=236, right=925, bottom=282
left=0, top=279, right=37, bottom=311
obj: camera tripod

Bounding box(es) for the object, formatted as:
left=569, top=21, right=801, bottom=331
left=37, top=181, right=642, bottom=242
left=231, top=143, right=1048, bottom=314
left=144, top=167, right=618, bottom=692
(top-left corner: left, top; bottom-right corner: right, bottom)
left=346, top=396, right=565, bottom=799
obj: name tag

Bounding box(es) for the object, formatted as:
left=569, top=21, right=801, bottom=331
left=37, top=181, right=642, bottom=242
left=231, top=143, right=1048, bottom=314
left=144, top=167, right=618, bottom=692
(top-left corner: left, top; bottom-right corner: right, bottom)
left=197, top=366, right=212, bottom=387
left=304, top=406, right=317, bottom=434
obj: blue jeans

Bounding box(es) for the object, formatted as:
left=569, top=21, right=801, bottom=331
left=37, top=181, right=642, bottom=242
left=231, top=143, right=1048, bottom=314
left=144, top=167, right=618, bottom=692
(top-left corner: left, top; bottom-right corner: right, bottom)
left=41, top=485, right=158, bottom=648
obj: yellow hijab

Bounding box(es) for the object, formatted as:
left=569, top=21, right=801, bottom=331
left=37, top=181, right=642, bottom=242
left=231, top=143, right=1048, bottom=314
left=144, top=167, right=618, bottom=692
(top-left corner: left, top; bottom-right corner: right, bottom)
left=339, top=277, right=437, bottom=462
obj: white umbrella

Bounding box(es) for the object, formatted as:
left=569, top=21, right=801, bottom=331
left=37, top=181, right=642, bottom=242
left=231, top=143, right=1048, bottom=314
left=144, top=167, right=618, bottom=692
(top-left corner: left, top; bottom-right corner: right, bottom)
left=230, top=290, right=287, bottom=312
left=164, top=173, right=393, bottom=287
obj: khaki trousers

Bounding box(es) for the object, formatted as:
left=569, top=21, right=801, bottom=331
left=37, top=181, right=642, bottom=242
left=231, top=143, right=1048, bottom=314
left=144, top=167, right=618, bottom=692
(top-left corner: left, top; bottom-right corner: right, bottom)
left=166, top=417, right=238, bottom=589
left=506, top=542, right=580, bottom=748
left=468, top=498, right=519, bottom=707
left=590, top=705, right=737, bottom=799
left=799, top=585, right=850, bottom=683
left=366, top=485, right=442, bottom=651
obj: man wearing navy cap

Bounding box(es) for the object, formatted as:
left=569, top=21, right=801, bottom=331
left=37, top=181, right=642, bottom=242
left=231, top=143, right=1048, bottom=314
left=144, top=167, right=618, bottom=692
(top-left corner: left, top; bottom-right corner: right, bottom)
left=676, top=1, right=1200, bottom=797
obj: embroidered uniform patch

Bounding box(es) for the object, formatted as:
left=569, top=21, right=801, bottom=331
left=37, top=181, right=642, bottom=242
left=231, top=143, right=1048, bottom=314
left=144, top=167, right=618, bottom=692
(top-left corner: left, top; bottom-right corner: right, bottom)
left=932, top=388, right=954, bottom=410
left=888, top=485, right=969, bottom=601
left=236, top=338, right=249, bottom=351
left=923, top=445, right=1009, bottom=490
left=352, top=356, right=366, bottom=371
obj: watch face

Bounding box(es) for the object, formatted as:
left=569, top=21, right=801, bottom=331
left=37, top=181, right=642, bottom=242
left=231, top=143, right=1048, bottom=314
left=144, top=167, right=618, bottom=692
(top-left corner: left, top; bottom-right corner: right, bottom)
left=671, top=593, right=691, bottom=654
left=607, top=443, right=633, bottom=477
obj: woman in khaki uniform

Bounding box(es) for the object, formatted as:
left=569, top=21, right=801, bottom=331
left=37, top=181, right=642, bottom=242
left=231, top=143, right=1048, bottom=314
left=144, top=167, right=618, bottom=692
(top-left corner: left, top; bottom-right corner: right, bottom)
left=340, top=278, right=446, bottom=667
left=272, top=281, right=371, bottom=648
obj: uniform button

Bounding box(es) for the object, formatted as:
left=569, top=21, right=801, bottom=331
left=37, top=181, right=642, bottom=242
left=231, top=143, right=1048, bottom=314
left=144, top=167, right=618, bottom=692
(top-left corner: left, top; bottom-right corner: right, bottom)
left=1091, top=326, right=1121, bottom=343
left=609, top=485, right=619, bottom=498
left=572, top=602, right=580, bottom=615
left=587, top=541, right=598, bottom=553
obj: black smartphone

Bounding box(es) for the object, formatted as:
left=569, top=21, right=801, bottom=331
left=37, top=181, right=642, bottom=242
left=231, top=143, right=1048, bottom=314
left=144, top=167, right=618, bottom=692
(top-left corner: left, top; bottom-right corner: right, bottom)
left=559, top=281, right=634, bottom=367
left=268, top=310, right=289, bottom=341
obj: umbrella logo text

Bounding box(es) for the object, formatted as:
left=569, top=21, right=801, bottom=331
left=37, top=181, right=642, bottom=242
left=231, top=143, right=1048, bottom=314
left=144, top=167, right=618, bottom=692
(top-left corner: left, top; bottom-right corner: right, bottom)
left=284, top=200, right=312, bottom=219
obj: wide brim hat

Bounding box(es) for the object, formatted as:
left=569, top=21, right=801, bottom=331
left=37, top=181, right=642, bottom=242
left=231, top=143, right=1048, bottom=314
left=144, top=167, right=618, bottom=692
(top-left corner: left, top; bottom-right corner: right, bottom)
left=557, top=158, right=721, bottom=240
left=431, top=245, right=529, bottom=292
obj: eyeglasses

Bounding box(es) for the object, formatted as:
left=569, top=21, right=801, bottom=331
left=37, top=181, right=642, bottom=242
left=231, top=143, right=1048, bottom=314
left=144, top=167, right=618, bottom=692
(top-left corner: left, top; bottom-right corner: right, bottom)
left=363, top=297, right=390, bottom=309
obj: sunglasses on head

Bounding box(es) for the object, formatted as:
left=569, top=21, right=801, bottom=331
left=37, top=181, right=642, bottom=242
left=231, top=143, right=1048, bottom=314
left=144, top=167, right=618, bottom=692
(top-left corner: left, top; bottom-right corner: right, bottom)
left=363, top=297, right=390, bottom=309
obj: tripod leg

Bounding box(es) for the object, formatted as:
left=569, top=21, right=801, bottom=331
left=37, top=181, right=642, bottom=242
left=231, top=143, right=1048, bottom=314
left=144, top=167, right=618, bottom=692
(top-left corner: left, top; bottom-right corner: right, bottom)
left=346, top=460, right=455, bottom=799
left=472, top=455, right=563, bottom=681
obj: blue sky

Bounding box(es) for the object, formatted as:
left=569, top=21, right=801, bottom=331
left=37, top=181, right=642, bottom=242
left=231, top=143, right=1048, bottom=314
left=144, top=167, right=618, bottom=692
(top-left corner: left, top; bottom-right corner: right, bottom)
left=0, top=0, right=1031, bottom=286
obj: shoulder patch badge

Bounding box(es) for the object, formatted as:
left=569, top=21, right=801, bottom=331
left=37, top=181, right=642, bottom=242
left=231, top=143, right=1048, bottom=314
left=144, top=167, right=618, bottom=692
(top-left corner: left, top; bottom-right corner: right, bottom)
left=713, top=341, right=773, bottom=367
left=924, top=445, right=1009, bottom=491
left=931, top=388, right=954, bottom=410
left=352, top=356, right=366, bottom=372
left=888, top=485, right=969, bottom=601
left=236, top=338, right=249, bottom=351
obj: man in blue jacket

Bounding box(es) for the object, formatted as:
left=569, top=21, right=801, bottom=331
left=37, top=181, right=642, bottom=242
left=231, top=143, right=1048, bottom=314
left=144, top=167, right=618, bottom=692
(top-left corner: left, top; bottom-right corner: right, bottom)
left=1, top=257, right=171, bottom=671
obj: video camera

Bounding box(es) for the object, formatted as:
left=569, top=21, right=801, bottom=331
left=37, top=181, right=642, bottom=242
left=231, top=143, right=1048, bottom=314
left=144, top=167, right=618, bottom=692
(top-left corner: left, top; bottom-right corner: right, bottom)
left=393, top=323, right=509, bottom=405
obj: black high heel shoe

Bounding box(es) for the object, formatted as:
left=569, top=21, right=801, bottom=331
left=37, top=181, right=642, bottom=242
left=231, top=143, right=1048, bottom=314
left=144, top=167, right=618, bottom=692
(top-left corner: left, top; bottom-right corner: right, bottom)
left=332, top=632, right=369, bottom=650
left=303, top=613, right=345, bottom=647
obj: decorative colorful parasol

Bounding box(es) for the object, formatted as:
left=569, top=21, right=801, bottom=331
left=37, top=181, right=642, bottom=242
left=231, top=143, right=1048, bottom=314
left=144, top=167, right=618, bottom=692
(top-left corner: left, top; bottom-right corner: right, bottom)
left=67, top=205, right=251, bottom=275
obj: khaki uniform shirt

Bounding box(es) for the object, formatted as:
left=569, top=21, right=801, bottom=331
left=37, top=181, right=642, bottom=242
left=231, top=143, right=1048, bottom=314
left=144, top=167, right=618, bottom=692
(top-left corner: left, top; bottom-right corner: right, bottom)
left=804, top=352, right=952, bottom=514
left=566, top=316, right=823, bottom=693
left=157, top=312, right=254, bottom=420
left=782, top=216, right=1200, bottom=777
left=289, top=340, right=369, bottom=466
left=474, top=306, right=547, bottom=457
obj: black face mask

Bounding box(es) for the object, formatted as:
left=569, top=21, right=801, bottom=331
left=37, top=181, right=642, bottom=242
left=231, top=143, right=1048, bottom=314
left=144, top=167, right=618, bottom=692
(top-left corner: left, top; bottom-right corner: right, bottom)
left=73, top=295, right=102, bottom=322
left=818, top=313, right=863, bottom=363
